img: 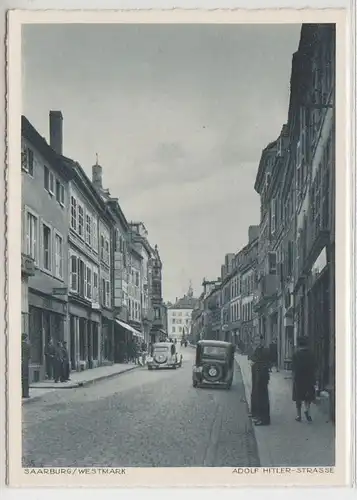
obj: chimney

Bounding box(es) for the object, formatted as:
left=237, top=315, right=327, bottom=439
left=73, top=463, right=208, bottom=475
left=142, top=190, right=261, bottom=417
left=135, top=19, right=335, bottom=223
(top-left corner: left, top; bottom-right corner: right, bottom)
left=92, top=155, right=103, bottom=189
left=49, top=111, right=63, bottom=155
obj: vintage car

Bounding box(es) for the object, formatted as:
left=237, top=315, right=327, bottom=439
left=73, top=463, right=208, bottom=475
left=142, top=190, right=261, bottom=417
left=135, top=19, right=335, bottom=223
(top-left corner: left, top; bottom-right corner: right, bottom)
left=192, top=340, right=235, bottom=389
left=147, top=342, right=183, bottom=370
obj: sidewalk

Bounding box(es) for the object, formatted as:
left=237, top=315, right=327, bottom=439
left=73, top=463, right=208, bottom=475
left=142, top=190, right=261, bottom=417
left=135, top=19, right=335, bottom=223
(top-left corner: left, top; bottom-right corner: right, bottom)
left=235, top=354, right=335, bottom=467
left=23, top=362, right=141, bottom=405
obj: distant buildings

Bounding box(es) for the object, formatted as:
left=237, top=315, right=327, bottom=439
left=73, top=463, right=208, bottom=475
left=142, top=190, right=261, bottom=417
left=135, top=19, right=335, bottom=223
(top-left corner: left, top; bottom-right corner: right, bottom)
left=166, top=284, right=199, bottom=343
left=21, top=111, right=165, bottom=382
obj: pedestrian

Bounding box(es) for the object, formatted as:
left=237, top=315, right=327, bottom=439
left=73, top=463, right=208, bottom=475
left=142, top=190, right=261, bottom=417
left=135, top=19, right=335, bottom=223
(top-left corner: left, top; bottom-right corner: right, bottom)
left=250, top=336, right=271, bottom=426
left=141, top=341, right=147, bottom=365
left=45, top=338, right=55, bottom=380
left=132, top=340, right=138, bottom=364
left=269, top=339, right=279, bottom=372
left=61, top=341, right=71, bottom=381
left=292, top=336, right=316, bottom=422
left=53, top=341, right=64, bottom=383
left=21, top=333, right=30, bottom=398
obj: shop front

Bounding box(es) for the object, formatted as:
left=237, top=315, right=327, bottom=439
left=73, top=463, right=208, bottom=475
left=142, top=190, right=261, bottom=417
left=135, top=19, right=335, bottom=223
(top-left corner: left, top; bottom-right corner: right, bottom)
left=28, top=289, right=67, bottom=383
left=114, top=319, right=144, bottom=363
left=68, top=301, right=101, bottom=371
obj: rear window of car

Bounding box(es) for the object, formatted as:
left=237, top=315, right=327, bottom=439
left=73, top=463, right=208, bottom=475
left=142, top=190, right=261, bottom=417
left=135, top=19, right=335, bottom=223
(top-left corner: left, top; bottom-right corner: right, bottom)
left=154, top=346, right=168, bottom=352
left=202, top=346, right=227, bottom=357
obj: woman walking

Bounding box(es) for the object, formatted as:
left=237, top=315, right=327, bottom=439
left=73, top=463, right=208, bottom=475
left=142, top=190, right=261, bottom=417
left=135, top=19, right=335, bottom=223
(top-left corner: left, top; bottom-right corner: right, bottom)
left=292, top=336, right=316, bottom=422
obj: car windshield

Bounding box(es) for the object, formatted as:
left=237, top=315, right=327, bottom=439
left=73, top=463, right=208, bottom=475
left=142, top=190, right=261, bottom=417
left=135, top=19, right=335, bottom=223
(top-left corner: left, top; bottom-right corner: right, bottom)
left=154, top=346, right=169, bottom=352
left=202, top=346, right=227, bottom=357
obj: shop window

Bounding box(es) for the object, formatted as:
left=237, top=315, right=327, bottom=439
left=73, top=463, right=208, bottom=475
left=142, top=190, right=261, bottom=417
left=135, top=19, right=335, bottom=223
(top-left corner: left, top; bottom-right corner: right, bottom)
left=29, top=306, right=43, bottom=364
left=92, top=323, right=99, bottom=359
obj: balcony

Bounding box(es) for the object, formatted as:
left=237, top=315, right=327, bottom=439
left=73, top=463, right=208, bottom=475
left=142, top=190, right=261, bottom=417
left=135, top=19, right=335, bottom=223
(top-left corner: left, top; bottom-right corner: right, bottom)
left=21, top=253, right=35, bottom=277
left=142, top=308, right=154, bottom=322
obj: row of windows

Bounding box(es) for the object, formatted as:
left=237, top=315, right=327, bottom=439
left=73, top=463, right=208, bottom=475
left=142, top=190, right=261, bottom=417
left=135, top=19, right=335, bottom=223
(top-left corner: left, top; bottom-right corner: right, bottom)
left=26, top=210, right=64, bottom=280
left=171, top=310, right=191, bottom=317
left=70, top=252, right=110, bottom=308
left=70, top=195, right=98, bottom=252
left=22, top=147, right=66, bottom=208
left=229, top=301, right=253, bottom=323
left=129, top=299, right=141, bottom=322
left=171, top=318, right=190, bottom=325
left=171, top=326, right=185, bottom=334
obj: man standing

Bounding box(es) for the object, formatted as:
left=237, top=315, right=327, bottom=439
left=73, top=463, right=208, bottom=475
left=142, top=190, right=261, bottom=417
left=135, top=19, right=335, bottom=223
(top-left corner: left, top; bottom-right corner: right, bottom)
left=269, top=339, right=279, bottom=372
left=61, top=341, right=70, bottom=381
left=21, top=334, right=30, bottom=398
left=53, top=341, right=64, bottom=383
left=45, top=338, right=55, bottom=380
left=292, top=336, right=316, bottom=422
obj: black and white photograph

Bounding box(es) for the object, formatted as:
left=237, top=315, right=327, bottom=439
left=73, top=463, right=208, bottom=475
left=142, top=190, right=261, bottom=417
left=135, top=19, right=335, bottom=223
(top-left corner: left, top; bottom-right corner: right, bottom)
left=5, top=7, right=351, bottom=488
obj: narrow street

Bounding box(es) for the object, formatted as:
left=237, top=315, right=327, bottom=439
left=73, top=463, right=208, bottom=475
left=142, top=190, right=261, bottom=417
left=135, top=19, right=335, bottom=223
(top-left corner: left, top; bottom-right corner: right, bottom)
left=22, top=349, right=259, bottom=468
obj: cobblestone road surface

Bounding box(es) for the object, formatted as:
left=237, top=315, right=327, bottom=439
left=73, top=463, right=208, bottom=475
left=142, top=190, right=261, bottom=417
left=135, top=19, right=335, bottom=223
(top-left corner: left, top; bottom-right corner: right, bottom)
left=22, top=348, right=260, bottom=467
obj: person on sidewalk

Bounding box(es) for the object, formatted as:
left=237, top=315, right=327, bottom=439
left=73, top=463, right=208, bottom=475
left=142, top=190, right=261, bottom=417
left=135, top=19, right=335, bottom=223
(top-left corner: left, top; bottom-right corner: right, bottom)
left=269, top=339, right=279, bottom=372
left=45, top=338, right=55, bottom=380
left=21, top=334, right=31, bottom=398
left=250, top=336, right=271, bottom=426
left=292, top=336, right=316, bottom=422
left=53, top=341, right=64, bottom=383
left=61, top=341, right=71, bottom=381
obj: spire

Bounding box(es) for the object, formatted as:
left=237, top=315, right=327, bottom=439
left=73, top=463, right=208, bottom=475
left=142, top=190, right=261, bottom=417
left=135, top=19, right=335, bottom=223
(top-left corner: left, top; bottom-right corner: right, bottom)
left=188, top=280, right=193, bottom=297
left=95, top=152, right=99, bottom=165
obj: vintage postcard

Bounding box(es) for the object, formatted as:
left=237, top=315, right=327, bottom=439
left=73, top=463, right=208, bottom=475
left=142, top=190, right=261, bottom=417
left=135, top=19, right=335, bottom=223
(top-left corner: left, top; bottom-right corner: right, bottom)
left=5, top=7, right=352, bottom=488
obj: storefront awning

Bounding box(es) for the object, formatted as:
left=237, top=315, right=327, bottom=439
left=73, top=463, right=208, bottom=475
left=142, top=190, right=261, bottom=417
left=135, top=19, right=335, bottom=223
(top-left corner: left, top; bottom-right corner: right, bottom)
left=115, top=319, right=144, bottom=339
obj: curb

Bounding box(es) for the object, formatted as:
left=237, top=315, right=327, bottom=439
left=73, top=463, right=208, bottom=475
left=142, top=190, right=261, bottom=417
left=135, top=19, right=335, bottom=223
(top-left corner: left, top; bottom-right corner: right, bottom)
left=23, top=365, right=142, bottom=405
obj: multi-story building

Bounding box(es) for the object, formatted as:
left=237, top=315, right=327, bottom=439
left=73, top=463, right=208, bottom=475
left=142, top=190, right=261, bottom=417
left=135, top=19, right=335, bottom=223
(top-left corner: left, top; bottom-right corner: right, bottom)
left=65, top=155, right=115, bottom=371
left=190, top=294, right=204, bottom=344
left=239, top=227, right=259, bottom=354
left=220, top=254, right=234, bottom=343
left=166, top=284, right=198, bottom=342
left=201, top=279, right=222, bottom=341
left=21, top=112, right=72, bottom=383
left=292, top=24, right=335, bottom=419
left=149, top=245, right=166, bottom=343
left=129, top=222, right=154, bottom=344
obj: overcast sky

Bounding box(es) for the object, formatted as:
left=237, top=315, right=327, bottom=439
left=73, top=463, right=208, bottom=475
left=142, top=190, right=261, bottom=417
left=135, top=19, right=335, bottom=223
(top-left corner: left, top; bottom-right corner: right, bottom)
left=22, top=23, right=301, bottom=302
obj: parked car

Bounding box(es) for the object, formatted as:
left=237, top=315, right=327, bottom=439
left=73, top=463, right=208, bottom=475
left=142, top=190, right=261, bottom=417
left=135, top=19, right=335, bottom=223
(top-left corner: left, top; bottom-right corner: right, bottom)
left=147, top=342, right=183, bottom=370
left=192, top=340, right=235, bottom=389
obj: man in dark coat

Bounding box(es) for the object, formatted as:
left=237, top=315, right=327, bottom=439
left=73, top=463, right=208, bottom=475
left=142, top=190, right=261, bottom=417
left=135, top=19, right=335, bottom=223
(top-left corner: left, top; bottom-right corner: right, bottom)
left=250, top=336, right=271, bottom=426
left=21, top=334, right=30, bottom=398
left=292, top=336, right=316, bottom=422
left=53, top=341, right=64, bottom=383
left=61, top=341, right=70, bottom=381
left=45, top=338, right=55, bottom=380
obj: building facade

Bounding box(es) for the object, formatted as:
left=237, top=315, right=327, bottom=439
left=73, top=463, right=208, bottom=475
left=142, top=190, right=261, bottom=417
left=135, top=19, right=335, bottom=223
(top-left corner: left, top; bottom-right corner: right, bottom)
left=21, top=112, right=72, bottom=383
left=166, top=285, right=198, bottom=342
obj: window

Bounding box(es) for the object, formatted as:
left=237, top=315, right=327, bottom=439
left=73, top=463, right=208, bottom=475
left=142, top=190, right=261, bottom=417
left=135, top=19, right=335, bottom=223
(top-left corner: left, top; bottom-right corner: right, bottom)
left=178, top=327, right=182, bottom=333
left=86, top=214, right=92, bottom=246
left=26, top=211, right=38, bottom=262
left=271, top=197, right=277, bottom=234
left=54, top=233, right=63, bottom=279
left=268, top=252, right=277, bottom=275
left=70, top=197, right=77, bottom=230
left=172, top=318, right=176, bottom=324
left=92, top=218, right=98, bottom=252
left=172, top=326, right=176, bottom=333
left=44, top=166, right=49, bottom=191
left=78, top=259, right=85, bottom=297
left=100, top=235, right=105, bottom=260
left=49, top=172, right=55, bottom=195
left=135, top=271, right=139, bottom=287
left=93, top=270, right=98, bottom=302
left=105, top=239, right=110, bottom=263
left=42, top=224, right=52, bottom=271
left=22, top=147, right=34, bottom=176
left=86, top=266, right=92, bottom=300
left=70, top=255, right=78, bottom=291
left=101, top=278, right=106, bottom=306
left=105, top=281, right=110, bottom=308
left=56, top=180, right=65, bottom=206
left=78, top=205, right=84, bottom=237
